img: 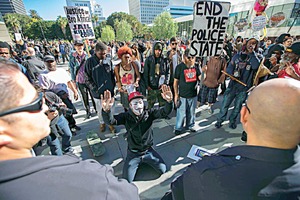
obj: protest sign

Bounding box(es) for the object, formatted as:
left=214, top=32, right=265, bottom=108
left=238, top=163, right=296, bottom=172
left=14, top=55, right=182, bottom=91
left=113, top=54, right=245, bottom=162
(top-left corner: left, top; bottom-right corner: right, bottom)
left=252, top=15, right=267, bottom=31
left=269, top=12, right=286, bottom=27
left=64, top=6, right=95, bottom=40
left=190, top=1, right=231, bottom=57
left=14, top=33, right=22, bottom=41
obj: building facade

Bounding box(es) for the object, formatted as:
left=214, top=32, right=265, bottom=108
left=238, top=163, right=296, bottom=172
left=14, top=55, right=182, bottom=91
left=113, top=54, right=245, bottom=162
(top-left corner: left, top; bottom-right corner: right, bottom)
left=93, top=3, right=105, bottom=26
left=0, top=0, right=27, bottom=16
left=129, top=0, right=169, bottom=24
left=174, top=0, right=300, bottom=39
left=0, top=12, right=12, bottom=42
left=164, top=0, right=197, bottom=18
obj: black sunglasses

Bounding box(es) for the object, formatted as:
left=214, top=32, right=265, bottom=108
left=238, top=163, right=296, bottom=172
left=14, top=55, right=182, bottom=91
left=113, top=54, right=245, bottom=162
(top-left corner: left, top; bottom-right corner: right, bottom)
left=0, top=93, right=43, bottom=117
left=243, top=101, right=251, bottom=114
left=171, top=43, right=177, bottom=45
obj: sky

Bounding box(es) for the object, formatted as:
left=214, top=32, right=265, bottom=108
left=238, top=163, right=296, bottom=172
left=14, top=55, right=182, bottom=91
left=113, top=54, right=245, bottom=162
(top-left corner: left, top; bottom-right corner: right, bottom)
left=23, top=0, right=129, bottom=20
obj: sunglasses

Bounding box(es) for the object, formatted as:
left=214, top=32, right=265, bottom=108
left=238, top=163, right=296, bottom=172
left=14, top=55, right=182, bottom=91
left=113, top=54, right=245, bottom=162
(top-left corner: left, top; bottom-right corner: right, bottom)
left=242, top=86, right=256, bottom=114
left=187, top=56, right=195, bottom=60
left=243, top=101, right=251, bottom=114
left=0, top=93, right=43, bottom=117
left=171, top=43, right=177, bottom=45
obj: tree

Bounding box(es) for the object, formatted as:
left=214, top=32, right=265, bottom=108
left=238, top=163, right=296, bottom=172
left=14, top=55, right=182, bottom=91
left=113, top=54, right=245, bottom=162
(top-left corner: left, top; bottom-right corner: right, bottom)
left=152, top=11, right=178, bottom=40
left=4, top=13, right=21, bottom=33
left=94, top=20, right=107, bottom=39
left=116, top=20, right=133, bottom=42
left=56, top=16, right=68, bottom=39
left=91, top=14, right=99, bottom=27
left=29, top=10, right=42, bottom=20
left=101, top=25, right=115, bottom=43
left=106, top=12, right=142, bottom=37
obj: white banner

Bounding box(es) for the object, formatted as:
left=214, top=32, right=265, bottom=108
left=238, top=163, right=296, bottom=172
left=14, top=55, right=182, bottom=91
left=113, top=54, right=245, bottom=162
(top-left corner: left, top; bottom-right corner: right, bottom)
left=252, top=15, right=267, bottom=31
left=64, top=6, right=95, bottom=40
left=190, top=1, right=231, bottom=57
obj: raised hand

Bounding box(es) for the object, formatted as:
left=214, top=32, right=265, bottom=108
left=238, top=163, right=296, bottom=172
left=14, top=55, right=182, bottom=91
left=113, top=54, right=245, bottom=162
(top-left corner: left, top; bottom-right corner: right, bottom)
left=101, top=90, right=114, bottom=112
left=161, top=85, right=173, bottom=102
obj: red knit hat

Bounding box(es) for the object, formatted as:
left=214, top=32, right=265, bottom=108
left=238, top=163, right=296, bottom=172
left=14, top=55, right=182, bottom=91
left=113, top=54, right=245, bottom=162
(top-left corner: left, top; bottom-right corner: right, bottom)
left=128, top=91, right=143, bottom=102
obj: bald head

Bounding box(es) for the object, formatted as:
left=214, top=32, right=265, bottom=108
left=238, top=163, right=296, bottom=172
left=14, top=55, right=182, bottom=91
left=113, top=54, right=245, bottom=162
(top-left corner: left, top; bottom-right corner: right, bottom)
left=242, top=79, right=300, bottom=149
left=27, top=47, right=35, bottom=56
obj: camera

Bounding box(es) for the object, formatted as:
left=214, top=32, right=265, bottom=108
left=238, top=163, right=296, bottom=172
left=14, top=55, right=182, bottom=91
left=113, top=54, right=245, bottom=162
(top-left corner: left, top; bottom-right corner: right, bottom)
left=49, top=103, right=73, bottom=117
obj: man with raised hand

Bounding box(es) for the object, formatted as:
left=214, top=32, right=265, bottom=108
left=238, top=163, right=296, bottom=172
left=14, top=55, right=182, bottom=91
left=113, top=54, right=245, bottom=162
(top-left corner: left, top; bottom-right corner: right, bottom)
left=102, top=85, right=173, bottom=183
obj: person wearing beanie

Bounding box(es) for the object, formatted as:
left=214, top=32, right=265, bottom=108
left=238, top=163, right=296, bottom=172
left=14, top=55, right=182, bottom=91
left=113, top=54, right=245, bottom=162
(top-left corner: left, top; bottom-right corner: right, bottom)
left=101, top=85, right=173, bottom=183
left=144, top=41, right=170, bottom=109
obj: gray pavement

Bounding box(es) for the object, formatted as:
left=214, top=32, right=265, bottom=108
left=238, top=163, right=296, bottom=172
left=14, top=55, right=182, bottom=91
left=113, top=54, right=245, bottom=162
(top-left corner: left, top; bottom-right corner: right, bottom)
left=39, top=62, right=244, bottom=200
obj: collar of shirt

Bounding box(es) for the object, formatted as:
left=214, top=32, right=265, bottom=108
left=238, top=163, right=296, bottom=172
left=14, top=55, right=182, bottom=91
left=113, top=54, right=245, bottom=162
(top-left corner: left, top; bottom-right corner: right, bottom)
left=218, top=145, right=299, bottom=163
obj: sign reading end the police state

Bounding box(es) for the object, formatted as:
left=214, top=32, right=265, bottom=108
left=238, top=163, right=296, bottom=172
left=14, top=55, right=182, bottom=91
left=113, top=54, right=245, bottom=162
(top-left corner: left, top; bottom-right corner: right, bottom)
left=64, top=6, right=95, bottom=40
left=190, top=1, right=231, bottom=57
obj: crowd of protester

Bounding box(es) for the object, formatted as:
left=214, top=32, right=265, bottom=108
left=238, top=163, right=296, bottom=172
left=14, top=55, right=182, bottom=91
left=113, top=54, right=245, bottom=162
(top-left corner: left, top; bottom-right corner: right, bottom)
left=0, top=32, right=300, bottom=199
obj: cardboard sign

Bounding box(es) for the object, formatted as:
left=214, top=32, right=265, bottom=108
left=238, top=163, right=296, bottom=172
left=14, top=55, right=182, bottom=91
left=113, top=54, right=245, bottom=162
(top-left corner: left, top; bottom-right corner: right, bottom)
left=64, top=6, right=95, bottom=40
left=190, top=1, right=231, bottom=57
left=252, top=15, right=267, bottom=31
left=234, top=18, right=248, bottom=32
left=14, top=33, right=22, bottom=41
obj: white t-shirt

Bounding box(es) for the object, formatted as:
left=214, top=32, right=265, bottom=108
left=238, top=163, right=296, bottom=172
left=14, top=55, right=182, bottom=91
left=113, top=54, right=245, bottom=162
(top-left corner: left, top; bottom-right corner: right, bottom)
left=45, top=68, right=71, bottom=85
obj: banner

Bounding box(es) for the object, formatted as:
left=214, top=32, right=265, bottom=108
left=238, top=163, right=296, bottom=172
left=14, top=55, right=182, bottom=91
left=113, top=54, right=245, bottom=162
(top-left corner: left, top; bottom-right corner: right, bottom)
left=64, top=6, right=95, bottom=40
left=190, top=1, right=231, bottom=57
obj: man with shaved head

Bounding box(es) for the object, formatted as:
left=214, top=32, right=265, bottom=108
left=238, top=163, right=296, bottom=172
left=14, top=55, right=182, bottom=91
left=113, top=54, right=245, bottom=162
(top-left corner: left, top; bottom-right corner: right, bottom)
left=22, top=47, right=47, bottom=83
left=164, top=79, right=300, bottom=200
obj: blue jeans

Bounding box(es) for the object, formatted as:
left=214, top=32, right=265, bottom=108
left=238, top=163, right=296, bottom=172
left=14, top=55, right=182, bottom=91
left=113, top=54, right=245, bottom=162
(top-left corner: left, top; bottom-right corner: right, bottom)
left=57, top=115, right=72, bottom=152
left=123, top=147, right=166, bottom=183
left=217, top=88, right=247, bottom=125
left=175, top=96, right=197, bottom=131
left=47, top=135, right=63, bottom=156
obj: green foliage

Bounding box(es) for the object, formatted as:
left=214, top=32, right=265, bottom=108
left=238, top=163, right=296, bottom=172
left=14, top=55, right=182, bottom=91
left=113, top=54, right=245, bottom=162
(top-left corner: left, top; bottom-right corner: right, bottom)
left=56, top=16, right=68, bottom=38
left=29, top=10, right=42, bottom=20
left=100, top=25, right=115, bottom=43
left=106, top=12, right=142, bottom=38
left=91, top=14, right=99, bottom=27
left=152, top=11, right=178, bottom=40
left=94, top=20, right=107, bottom=39
left=116, top=20, right=133, bottom=42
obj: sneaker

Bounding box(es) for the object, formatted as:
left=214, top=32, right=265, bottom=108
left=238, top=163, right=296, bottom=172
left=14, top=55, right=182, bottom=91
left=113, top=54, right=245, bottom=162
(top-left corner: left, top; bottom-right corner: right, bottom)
left=207, top=106, right=213, bottom=114
left=189, top=127, right=196, bottom=132
left=229, top=123, right=237, bottom=129
left=72, top=125, right=81, bottom=131
left=100, top=123, right=106, bottom=132
left=215, top=121, right=222, bottom=128
left=174, top=130, right=182, bottom=135
left=109, top=125, right=115, bottom=134
left=63, top=147, right=74, bottom=154
left=86, top=112, right=92, bottom=119
left=71, top=130, right=77, bottom=136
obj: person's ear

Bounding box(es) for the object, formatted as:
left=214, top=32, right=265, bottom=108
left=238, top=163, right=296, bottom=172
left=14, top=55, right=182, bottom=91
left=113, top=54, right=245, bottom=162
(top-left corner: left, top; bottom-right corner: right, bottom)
left=240, top=106, right=248, bottom=125
left=0, top=122, right=12, bottom=147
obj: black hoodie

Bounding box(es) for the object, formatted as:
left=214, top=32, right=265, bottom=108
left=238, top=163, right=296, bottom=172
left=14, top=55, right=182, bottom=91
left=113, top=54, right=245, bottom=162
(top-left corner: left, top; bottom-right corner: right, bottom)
left=143, top=41, right=170, bottom=90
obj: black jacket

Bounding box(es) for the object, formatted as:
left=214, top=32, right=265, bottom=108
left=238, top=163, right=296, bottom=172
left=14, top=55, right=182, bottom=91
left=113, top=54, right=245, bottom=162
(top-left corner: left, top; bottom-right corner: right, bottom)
left=84, top=55, right=116, bottom=99
left=0, top=154, right=139, bottom=200
left=167, top=146, right=300, bottom=200
left=144, top=41, right=170, bottom=90
left=102, top=101, right=173, bottom=152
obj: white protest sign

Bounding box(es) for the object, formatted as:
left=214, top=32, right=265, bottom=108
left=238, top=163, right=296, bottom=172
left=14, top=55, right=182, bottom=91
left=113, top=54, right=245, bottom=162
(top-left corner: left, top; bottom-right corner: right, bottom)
left=64, top=6, right=95, bottom=40
left=252, top=15, right=267, bottom=31
left=14, top=33, right=22, bottom=41
left=190, top=1, right=231, bottom=57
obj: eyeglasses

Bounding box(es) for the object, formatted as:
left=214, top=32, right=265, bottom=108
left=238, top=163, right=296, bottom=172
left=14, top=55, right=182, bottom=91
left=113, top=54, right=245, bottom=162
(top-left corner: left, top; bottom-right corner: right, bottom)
left=0, top=93, right=44, bottom=117
left=243, top=101, right=251, bottom=114
left=171, top=43, right=177, bottom=45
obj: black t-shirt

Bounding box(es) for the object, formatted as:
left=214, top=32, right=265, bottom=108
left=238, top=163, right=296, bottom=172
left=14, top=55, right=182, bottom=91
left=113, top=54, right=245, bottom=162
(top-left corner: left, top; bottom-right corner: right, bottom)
left=174, top=62, right=201, bottom=98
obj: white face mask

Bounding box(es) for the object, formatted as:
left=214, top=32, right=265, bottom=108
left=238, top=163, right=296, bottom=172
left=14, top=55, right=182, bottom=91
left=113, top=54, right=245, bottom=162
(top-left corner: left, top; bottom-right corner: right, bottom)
left=129, top=98, right=144, bottom=116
